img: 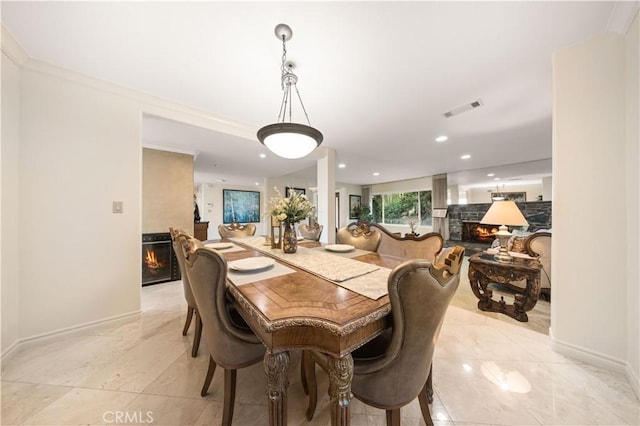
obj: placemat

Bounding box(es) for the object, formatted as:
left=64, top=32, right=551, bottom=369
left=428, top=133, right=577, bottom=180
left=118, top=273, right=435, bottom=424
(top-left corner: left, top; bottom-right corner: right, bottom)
left=334, top=267, right=391, bottom=300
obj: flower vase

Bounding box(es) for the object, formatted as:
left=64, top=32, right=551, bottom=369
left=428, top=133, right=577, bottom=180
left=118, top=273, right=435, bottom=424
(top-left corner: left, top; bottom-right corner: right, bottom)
left=282, top=222, right=298, bottom=253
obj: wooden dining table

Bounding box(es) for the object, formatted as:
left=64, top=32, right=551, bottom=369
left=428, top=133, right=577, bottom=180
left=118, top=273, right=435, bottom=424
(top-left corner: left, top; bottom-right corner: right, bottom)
left=218, top=238, right=405, bottom=426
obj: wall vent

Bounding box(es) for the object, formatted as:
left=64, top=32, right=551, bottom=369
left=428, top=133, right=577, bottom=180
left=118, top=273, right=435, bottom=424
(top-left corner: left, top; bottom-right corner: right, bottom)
left=442, top=98, right=484, bottom=118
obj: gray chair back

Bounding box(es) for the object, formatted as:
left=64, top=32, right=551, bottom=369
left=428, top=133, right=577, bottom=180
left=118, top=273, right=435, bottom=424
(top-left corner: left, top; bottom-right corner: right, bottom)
left=182, top=242, right=264, bottom=368
left=350, top=247, right=464, bottom=408
left=298, top=223, right=323, bottom=241
left=169, top=227, right=199, bottom=309
left=218, top=222, right=257, bottom=239
left=336, top=222, right=382, bottom=252
left=526, top=231, right=552, bottom=291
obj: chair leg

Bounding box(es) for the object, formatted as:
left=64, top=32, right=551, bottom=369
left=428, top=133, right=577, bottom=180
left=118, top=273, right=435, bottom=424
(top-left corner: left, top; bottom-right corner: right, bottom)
left=200, top=355, right=217, bottom=397
left=300, top=351, right=309, bottom=395
left=222, top=369, right=237, bottom=426
left=191, top=312, right=202, bottom=358
left=182, top=306, right=195, bottom=336
left=425, top=364, right=433, bottom=403
left=301, top=351, right=318, bottom=421
left=418, top=381, right=434, bottom=426
left=385, top=409, right=401, bottom=426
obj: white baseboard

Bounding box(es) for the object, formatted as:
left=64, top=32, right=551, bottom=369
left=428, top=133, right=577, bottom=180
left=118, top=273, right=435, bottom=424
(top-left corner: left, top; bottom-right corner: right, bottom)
left=551, top=335, right=639, bottom=402
left=551, top=336, right=628, bottom=373
left=627, top=363, right=640, bottom=401
left=1, top=310, right=141, bottom=363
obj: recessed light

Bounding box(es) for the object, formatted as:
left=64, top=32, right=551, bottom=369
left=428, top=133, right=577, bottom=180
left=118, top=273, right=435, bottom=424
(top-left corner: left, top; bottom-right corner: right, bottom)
left=255, top=182, right=260, bottom=186
left=435, top=135, right=448, bottom=142
left=494, top=177, right=500, bottom=181
left=259, top=153, right=267, bottom=158
left=487, top=173, right=495, bottom=177
left=338, top=163, right=346, bottom=168
left=461, top=154, right=471, bottom=160
left=373, top=172, right=380, bottom=176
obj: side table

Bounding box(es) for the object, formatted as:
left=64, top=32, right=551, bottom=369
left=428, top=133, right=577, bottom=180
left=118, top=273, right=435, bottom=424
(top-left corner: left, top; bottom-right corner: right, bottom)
left=468, top=252, right=542, bottom=322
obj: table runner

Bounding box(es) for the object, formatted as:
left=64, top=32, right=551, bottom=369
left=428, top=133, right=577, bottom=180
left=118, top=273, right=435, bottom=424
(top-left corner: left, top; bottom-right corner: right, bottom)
left=231, top=237, right=379, bottom=282
left=230, top=237, right=389, bottom=299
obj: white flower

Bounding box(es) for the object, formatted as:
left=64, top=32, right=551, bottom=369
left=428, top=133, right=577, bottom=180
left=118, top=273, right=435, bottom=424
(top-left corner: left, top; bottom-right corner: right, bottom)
left=269, top=187, right=316, bottom=224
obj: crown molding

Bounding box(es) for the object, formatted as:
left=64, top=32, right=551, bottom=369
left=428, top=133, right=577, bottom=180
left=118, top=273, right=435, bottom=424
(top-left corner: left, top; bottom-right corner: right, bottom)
left=1, top=24, right=28, bottom=65
left=1, top=30, right=256, bottom=142
left=607, top=1, right=640, bottom=34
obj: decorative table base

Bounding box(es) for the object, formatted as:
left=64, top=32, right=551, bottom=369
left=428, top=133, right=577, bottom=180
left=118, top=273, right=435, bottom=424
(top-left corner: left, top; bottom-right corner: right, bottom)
left=468, top=252, right=542, bottom=322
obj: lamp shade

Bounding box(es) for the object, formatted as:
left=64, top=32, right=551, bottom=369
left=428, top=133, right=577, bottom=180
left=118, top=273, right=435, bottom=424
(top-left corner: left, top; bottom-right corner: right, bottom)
left=257, top=123, right=323, bottom=159
left=480, top=200, right=529, bottom=227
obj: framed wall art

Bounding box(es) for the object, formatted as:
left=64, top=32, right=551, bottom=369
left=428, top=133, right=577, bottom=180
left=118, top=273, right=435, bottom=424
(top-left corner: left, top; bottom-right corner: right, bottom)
left=222, top=189, right=261, bottom=223
left=349, top=195, right=362, bottom=219
left=285, top=187, right=306, bottom=198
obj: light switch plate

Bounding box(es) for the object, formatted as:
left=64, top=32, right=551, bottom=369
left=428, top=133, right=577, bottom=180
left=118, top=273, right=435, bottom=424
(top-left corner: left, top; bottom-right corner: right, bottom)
left=113, top=201, right=123, bottom=214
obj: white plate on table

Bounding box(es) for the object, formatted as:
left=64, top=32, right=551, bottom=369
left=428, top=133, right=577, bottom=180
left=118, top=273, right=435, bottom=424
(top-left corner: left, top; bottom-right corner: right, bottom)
left=324, top=244, right=355, bottom=253
left=206, top=242, right=234, bottom=250
left=229, top=257, right=275, bottom=272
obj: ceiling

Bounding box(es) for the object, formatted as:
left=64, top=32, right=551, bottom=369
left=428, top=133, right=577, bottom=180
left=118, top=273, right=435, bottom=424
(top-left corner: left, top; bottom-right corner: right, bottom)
left=2, top=1, right=633, bottom=189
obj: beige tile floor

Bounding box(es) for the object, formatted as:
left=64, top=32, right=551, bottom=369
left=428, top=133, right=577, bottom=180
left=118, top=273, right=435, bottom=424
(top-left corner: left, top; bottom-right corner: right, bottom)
left=2, top=267, right=639, bottom=426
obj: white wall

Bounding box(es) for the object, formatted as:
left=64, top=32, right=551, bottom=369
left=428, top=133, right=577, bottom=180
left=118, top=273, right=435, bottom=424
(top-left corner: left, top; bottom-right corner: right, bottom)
left=625, top=12, right=639, bottom=397
left=16, top=65, right=142, bottom=339
left=552, top=32, right=629, bottom=373
left=1, top=51, right=21, bottom=353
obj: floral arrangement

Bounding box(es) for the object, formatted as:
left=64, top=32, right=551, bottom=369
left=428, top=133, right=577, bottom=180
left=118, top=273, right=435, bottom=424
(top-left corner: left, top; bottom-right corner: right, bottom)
left=270, top=187, right=315, bottom=224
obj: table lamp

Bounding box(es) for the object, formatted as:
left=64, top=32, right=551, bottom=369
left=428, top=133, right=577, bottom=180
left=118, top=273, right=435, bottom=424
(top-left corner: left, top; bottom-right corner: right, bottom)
left=480, top=200, right=529, bottom=262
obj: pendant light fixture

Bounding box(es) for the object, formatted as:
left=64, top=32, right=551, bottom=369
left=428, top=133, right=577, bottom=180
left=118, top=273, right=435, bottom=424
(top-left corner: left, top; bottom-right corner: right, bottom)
left=257, top=24, right=323, bottom=159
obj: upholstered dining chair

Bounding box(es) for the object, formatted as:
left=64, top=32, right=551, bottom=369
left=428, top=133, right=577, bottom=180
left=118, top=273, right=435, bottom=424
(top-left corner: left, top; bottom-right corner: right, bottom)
left=301, top=246, right=465, bottom=426
left=298, top=222, right=323, bottom=241
left=182, top=240, right=265, bottom=426
left=336, top=222, right=382, bottom=252
left=525, top=231, right=552, bottom=300
left=169, top=227, right=203, bottom=357
left=218, top=222, right=257, bottom=239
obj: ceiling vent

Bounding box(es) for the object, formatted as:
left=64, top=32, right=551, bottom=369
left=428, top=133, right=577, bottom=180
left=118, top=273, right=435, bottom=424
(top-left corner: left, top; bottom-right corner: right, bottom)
left=442, top=99, right=484, bottom=118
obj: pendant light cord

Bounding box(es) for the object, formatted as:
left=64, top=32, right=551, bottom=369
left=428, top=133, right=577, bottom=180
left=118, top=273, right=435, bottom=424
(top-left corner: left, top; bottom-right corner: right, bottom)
left=276, top=34, right=312, bottom=126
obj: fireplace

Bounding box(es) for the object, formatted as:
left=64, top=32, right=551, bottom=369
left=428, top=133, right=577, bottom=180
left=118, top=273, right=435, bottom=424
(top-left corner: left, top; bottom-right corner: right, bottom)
left=462, top=221, right=500, bottom=244
left=142, top=233, right=180, bottom=286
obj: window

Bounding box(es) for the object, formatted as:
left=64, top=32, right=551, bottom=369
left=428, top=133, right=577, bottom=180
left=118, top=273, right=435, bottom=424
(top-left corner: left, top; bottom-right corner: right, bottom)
left=371, top=191, right=432, bottom=226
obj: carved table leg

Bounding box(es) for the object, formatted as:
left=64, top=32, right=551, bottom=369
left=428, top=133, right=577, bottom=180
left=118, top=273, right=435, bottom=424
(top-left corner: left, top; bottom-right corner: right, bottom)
left=469, top=267, right=493, bottom=311
left=468, top=256, right=541, bottom=322
left=265, top=351, right=290, bottom=426
left=326, top=354, right=354, bottom=426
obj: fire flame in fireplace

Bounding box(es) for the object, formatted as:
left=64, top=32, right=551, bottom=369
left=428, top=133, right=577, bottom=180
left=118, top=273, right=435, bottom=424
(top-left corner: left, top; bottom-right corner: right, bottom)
left=144, top=248, right=164, bottom=273
left=476, top=225, right=499, bottom=237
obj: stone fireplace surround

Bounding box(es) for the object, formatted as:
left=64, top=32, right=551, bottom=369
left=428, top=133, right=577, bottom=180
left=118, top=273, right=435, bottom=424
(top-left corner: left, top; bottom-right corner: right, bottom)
left=448, top=201, right=552, bottom=243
